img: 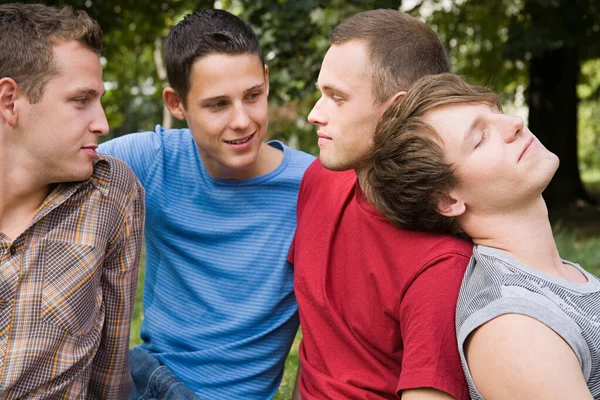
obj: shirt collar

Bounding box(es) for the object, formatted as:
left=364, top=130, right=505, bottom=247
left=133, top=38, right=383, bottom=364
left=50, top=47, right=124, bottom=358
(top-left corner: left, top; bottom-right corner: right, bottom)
left=88, top=154, right=111, bottom=197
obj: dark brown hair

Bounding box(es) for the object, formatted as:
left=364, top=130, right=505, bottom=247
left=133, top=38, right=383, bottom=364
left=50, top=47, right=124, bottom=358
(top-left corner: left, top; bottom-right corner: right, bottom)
left=165, top=9, right=263, bottom=108
left=367, top=73, right=500, bottom=236
left=0, top=3, right=102, bottom=103
left=330, top=9, right=450, bottom=104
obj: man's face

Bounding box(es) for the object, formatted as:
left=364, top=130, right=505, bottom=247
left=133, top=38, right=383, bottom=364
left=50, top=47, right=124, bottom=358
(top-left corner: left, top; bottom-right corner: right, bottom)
left=18, top=40, right=108, bottom=183
left=425, top=102, right=559, bottom=214
left=180, top=53, right=270, bottom=180
left=308, top=41, right=389, bottom=172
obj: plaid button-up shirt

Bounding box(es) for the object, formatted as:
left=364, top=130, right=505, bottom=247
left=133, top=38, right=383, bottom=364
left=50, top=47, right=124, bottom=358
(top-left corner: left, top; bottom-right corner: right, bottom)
left=0, top=155, right=144, bottom=399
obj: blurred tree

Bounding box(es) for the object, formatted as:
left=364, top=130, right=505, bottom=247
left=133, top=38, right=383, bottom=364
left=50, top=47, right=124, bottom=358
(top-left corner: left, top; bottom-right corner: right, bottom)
left=13, top=0, right=598, bottom=209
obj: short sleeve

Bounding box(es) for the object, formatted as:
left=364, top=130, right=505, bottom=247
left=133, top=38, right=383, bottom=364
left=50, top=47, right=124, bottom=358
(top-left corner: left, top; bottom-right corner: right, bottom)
left=397, top=253, right=471, bottom=400
left=98, top=127, right=163, bottom=185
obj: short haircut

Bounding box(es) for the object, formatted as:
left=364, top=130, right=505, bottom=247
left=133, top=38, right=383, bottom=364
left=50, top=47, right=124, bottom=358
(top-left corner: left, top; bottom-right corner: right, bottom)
left=367, top=73, right=500, bottom=236
left=165, top=9, right=264, bottom=107
left=0, top=3, right=102, bottom=104
left=330, top=9, right=450, bottom=104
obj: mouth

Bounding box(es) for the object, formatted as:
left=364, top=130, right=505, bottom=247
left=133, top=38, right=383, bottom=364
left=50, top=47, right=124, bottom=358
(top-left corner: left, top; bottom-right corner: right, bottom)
left=317, top=131, right=332, bottom=140
left=518, top=137, right=534, bottom=162
left=224, top=132, right=255, bottom=145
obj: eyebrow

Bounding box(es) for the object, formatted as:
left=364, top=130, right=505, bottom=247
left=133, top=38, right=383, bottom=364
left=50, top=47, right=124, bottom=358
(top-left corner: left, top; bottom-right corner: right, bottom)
left=316, top=82, right=350, bottom=97
left=200, top=83, right=266, bottom=103
left=75, top=88, right=106, bottom=98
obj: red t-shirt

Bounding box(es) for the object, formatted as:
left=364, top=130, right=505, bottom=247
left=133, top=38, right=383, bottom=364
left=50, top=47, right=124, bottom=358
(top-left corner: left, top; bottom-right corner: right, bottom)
left=289, top=160, right=472, bottom=400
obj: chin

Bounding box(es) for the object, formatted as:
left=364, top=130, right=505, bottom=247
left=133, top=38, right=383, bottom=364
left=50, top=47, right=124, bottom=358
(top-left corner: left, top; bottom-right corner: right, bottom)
left=70, top=165, right=95, bottom=183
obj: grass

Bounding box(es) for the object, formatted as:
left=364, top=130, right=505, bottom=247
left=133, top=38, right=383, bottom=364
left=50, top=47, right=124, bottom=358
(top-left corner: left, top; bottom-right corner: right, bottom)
left=129, top=225, right=600, bottom=399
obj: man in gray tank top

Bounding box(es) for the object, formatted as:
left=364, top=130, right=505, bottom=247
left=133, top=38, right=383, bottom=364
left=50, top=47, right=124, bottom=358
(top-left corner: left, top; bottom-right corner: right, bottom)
left=366, top=73, right=600, bottom=399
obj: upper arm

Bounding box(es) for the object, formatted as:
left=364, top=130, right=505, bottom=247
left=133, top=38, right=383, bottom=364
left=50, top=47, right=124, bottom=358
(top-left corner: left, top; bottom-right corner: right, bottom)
left=99, top=131, right=162, bottom=184
left=88, top=175, right=145, bottom=398
left=402, top=388, right=455, bottom=400
left=466, top=313, right=593, bottom=400
left=398, top=253, right=470, bottom=399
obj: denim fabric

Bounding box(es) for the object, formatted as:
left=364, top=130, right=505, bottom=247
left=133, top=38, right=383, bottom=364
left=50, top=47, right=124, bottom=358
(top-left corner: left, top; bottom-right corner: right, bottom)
left=129, top=348, right=200, bottom=400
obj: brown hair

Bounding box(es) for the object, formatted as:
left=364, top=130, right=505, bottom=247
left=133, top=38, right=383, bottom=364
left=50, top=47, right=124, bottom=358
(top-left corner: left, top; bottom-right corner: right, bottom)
left=367, top=73, right=500, bottom=236
left=330, top=9, right=450, bottom=104
left=165, top=9, right=264, bottom=108
left=0, top=3, right=103, bottom=103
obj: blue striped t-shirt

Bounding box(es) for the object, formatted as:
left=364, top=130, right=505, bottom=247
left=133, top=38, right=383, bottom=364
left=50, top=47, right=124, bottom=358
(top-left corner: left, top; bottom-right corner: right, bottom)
left=99, top=126, right=314, bottom=399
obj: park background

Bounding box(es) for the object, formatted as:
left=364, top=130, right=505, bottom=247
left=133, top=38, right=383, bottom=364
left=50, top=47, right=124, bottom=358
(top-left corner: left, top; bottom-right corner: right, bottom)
left=12, top=0, right=600, bottom=398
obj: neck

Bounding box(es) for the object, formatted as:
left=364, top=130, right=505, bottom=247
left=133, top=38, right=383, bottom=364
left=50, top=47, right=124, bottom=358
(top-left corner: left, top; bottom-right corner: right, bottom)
left=464, top=196, right=564, bottom=276
left=1, top=140, right=51, bottom=238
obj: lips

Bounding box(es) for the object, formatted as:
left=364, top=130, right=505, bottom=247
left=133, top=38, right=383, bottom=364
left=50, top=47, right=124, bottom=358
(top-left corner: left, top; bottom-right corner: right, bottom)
left=225, top=132, right=254, bottom=145
left=317, top=131, right=332, bottom=140
left=81, top=145, right=98, bottom=157
left=518, top=137, right=534, bottom=161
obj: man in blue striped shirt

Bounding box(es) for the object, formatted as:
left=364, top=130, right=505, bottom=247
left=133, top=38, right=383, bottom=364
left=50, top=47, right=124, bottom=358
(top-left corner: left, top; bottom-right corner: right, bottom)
left=100, top=9, right=314, bottom=399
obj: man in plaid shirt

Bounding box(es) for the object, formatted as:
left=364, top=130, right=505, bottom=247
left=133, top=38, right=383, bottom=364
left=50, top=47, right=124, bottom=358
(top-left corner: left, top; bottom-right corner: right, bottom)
left=0, top=3, right=144, bottom=399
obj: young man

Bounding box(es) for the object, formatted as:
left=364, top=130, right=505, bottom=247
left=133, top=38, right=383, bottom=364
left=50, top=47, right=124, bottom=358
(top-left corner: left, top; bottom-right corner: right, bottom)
left=99, top=9, right=314, bottom=399
left=289, top=10, right=471, bottom=400
left=0, top=4, right=144, bottom=399
left=368, top=73, right=600, bottom=399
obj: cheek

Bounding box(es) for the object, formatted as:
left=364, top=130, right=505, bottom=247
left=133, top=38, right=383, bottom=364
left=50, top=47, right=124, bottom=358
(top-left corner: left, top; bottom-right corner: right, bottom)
left=189, top=112, right=228, bottom=138
left=248, top=104, right=269, bottom=126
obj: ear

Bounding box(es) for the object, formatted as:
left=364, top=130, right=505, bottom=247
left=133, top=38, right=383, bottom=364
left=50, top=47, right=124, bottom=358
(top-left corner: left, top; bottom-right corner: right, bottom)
left=264, top=64, right=270, bottom=96
left=163, top=87, right=186, bottom=121
left=0, top=77, right=20, bottom=127
left=437, top=191, right=466, bottom=218
left=386, top=90, right=407, bottom=107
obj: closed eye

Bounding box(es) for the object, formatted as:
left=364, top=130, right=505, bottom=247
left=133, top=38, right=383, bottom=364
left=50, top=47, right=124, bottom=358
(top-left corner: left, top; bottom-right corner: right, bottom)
left=474, top=131, right=487, bottom=149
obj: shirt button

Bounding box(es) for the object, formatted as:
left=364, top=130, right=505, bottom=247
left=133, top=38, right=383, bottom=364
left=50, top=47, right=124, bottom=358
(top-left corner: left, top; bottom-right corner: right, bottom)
left=0, top=299, right=7, bottom=309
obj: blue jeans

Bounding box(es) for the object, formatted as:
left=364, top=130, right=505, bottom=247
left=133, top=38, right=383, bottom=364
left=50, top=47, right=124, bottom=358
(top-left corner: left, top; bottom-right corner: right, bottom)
left=129, top=347, right=200, bottom=400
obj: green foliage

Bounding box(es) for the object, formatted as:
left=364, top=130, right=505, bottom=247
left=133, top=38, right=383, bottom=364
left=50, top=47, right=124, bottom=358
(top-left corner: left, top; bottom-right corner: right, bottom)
left=578, top=59, right=600, bottom=179
left=30, top=0, right=600, bottom=173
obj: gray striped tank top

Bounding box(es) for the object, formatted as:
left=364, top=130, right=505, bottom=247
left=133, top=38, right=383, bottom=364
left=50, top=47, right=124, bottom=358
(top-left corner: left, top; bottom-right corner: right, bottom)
left=456, top=245, right=600, bottom=399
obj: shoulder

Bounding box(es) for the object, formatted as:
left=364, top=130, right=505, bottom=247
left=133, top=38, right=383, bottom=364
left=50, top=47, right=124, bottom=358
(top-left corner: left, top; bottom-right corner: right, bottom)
left=393, top=229, right=473, bottom=271
left=302, top=158, right=356, bottom=188
left=271, top=141, right=315, bottom=167
left=99, top=125, right=192, bottom=155
left=465, top=313, right=590, bottom=399
left=94, top=155, right=143, bottom=202
left=268, top=140, right=315, bottom=179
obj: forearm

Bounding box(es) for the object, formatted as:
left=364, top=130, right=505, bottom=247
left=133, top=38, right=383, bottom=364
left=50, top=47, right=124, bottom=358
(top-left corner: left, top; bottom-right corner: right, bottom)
left=292, top=365, right=301, bottom=400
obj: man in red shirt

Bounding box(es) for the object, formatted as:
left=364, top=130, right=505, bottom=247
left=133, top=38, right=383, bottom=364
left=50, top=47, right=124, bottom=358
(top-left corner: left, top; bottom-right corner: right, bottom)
left=289, top=10, right=471, bottom=400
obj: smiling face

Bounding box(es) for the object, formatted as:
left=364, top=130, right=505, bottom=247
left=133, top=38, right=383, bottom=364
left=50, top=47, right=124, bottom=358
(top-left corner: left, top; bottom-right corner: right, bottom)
left=16, top=40, right=109, bottom=184
left=166, top=52, right=272, bottom=180
left=426, top=102, right=560, bottom=215
left=308, top=41, right=390, bottom=173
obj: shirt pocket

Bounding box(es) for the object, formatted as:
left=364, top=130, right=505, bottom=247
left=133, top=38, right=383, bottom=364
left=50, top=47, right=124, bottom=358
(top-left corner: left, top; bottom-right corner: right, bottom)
left=41, top=240, right=104, bottom=337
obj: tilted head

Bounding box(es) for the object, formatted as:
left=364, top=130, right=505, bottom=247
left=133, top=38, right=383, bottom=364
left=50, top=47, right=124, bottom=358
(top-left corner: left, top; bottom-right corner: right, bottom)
left=0, top=2, right=102, bottom=104
left=309, top=9, right=450, bottom=174
left=368, top=74, right=559, bottom=237
left=165, top=9, right=264, bottom=108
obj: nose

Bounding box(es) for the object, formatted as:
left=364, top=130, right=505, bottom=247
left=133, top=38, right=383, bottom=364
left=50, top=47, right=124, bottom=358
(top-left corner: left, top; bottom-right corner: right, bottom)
left=308, top=96, right=327, bottom=126
left=230, top=103, right=251, bottom=131
left=91, top=102, right=109, bottom=137
left=501, top=114, right=524, bottom=143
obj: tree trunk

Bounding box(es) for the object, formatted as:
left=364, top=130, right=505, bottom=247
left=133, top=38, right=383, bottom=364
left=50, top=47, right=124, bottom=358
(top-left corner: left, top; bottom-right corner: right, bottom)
left=527, top=46, right=592, bottom=210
